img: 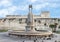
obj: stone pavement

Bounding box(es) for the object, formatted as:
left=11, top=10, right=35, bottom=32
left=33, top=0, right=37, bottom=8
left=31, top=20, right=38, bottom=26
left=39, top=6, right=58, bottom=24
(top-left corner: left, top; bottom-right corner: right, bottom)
left=0, top=32, right=60, bottom=42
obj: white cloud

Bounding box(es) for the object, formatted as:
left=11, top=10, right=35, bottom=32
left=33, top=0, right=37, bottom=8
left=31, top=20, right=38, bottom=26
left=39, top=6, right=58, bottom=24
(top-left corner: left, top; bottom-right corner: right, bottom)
left=27, top=0, right=60, bottom=10
left=0, top=5, right=17, bottom=17
left=0, top=0, right=12, bottom=17
left=33, top=2, right=60, bottom=10
left=0, top=9, right=9, bottom=17
left=28, top=0, right=37, bottom=3
left=34, top=0, right=60, bottom=3
left=48, top=3, right=60, bottom=8
left=0, top=0, right=60, bottom=17
left=0, top=0, right=18, bottom=17
left=7, top=6, right=17, bottom=13
left=33, top=3, right=49, bottom=10
left=17, top=5, right=28, bottom=11
left=0, top=0, right=12, bottom=7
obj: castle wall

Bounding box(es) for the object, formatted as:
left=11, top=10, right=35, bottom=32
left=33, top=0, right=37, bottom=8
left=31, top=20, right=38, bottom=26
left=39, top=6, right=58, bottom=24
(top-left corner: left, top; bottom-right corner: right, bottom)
left=0, top=11, right=60, bottom=31
left=0, top=17, right=60, bottom=31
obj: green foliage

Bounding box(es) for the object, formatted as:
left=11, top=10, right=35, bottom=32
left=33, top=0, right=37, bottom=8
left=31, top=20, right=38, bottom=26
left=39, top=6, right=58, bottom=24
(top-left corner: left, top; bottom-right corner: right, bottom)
left=49, top=24, right=56, bottom=32
left=49, top=24, right=55, bottom=28
left=49, top=23, right=58, bottom=32
left=55, top=30, right=60, bottom=34
left=0, top=30, right=8, bottom=32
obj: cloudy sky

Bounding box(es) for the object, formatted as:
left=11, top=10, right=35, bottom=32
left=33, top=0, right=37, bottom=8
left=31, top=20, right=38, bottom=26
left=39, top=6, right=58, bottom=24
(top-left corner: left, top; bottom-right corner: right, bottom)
left=0, top=0, right=60, bottom=18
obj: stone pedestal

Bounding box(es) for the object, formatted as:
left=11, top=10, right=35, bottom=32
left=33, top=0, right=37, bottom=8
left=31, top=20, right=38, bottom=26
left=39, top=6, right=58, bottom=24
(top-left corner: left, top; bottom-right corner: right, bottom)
left=25, top=25, right=35, bottom=32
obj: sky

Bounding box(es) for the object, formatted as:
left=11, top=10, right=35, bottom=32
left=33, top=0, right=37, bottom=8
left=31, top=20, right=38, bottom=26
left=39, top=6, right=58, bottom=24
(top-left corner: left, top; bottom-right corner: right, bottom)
left=0, top=0, right=60, bottom=18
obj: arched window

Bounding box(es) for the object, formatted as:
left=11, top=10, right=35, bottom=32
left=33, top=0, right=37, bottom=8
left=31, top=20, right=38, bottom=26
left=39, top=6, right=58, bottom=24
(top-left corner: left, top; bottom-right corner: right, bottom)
left=34, top=19, right=36, bottom=22
left=19, top=18, right=22, bottom=24
left=44, top=23, right=47, bottom=26
left=38, top=20, right=41, bottom=23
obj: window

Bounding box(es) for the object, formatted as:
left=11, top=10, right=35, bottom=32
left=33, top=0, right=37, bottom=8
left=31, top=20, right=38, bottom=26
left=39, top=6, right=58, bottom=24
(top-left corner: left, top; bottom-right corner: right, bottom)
left=9, top=19, right=14, bottom=22
left=25, top=19, right=27, bottom=23
left=19, top=18, right=22, bottom=24
left=34, top=19, right=36, bottom=22
left=19, top=19, right=22, bottom=21
left=59, top=26, right=60, bottom=28
left=38, top=20, right=41, bottom=23
left=3, top=19, right=6, bottom=22
left=44, top=23, right=47, bottom=26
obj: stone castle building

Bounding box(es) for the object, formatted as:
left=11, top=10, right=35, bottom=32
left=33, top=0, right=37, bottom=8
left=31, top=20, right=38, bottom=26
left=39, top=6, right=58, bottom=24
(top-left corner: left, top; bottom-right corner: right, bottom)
left=0, top=5, right=60, bottom=31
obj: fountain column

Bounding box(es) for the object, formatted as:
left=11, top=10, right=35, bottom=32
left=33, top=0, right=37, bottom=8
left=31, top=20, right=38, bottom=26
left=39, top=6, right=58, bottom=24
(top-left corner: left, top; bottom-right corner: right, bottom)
left=26, top=5, right=34, bottom=32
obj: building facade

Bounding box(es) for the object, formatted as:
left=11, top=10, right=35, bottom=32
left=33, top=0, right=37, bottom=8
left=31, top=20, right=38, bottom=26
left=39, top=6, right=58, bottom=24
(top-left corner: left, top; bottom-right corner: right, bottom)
left=0, top=5, right=60, bottom=31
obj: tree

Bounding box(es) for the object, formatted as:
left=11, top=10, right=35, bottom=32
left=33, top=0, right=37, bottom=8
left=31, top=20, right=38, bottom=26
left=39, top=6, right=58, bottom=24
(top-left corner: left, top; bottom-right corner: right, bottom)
left=54, top=23, right=58, bottom=32
left=49, top=23, right=58, bottom=32
left=49, top=24, right=55, bottom=32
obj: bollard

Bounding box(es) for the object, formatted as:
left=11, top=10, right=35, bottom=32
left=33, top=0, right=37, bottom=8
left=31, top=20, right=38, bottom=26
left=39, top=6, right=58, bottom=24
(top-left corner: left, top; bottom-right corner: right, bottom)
left=23, top=41, right=24, bottom=42
left=34, top=40, right=36, bottom=42
left=55, top=40, right=57, bottom=42
left=42, top=40, right=44, bottom=42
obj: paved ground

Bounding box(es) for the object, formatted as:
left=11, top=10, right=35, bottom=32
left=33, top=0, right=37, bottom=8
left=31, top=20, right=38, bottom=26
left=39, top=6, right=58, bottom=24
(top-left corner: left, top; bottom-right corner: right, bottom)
left=0, top=32, right=60, bottom=42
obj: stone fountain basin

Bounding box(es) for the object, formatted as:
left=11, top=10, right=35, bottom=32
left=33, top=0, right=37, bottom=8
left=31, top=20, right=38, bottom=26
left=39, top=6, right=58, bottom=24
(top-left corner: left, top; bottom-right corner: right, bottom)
left=8, top=30, right=52, bottom=36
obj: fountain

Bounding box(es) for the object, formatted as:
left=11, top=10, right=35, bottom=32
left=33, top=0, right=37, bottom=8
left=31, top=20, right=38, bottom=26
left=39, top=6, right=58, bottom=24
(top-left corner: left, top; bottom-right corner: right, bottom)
left=8, top=5, right=53, bottom=38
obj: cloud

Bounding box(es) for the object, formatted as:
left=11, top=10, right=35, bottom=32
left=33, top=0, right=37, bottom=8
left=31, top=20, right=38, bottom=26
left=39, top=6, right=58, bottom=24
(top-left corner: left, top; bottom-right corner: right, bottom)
left=0, top=0, right=60, bottom=18
left=0, top=0, right=12, bottom=7
left=17, top=5, right=28, bottom=11
left=33, top=3, right=49, bottom=10
left=7, top=6, right=17, bottom=13
left=49, top=3, right=60, bottom=8
left=0, top=9, right=9, bottom=17
left=27, top=0, right=60, bottom=10
left=34, top=0, right=60, bottom=3
left=33, top=2, right=60, bottom=11
left=0, top=5, right=17, bottom=17
left=28, top=0, right=37, bottom=3
left=0, top=0, right=19, bottom=17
